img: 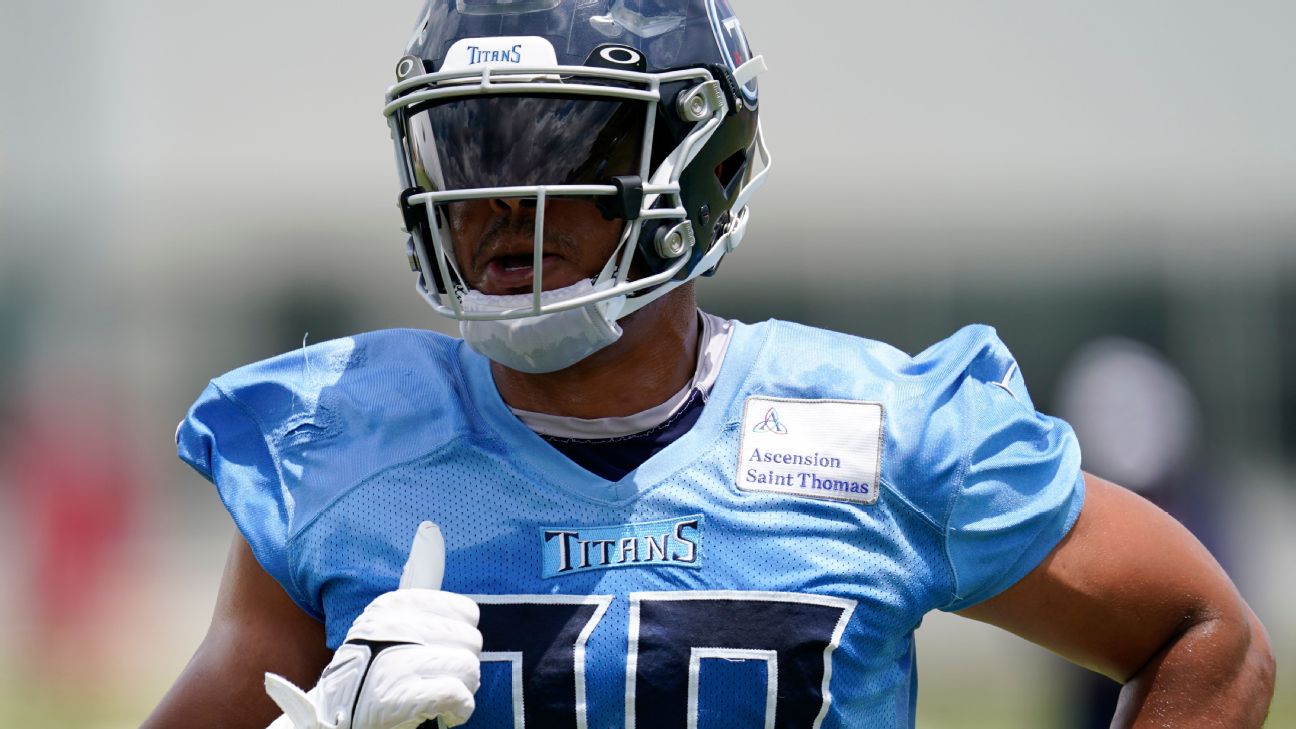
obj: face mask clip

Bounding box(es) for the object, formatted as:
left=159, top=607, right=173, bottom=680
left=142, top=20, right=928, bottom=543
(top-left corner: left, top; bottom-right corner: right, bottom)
left=596, top=175, right=644, bottom=222
left=399, top=187, right=426, bottom=235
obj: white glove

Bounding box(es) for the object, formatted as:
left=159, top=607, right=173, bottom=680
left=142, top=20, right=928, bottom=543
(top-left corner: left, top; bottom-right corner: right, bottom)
left=265, top=522, right=482, bottom=729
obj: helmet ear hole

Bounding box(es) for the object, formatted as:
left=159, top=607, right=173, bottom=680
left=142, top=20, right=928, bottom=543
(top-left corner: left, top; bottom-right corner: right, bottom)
left=714, top=148, right=750, bottom=196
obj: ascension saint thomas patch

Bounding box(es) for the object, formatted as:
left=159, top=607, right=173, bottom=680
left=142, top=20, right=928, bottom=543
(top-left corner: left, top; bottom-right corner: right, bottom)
left=737, top=397, right=884, bottom=505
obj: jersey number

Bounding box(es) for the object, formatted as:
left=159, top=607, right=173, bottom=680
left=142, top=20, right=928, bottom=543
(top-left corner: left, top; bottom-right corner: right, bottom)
left=464, top=591, right=855, bottom=729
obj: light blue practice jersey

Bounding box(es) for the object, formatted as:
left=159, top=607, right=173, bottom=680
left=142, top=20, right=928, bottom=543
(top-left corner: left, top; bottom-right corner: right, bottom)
left=178, top=320, right=1084, bottom=728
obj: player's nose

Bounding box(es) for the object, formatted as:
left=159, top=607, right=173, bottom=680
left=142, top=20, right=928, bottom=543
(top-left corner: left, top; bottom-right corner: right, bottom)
left=489, top=197, right=538, bottom=216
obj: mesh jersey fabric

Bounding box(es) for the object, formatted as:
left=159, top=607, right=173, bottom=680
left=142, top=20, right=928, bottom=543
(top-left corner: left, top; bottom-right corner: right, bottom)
left=176, top=319, right=1084, bottom=728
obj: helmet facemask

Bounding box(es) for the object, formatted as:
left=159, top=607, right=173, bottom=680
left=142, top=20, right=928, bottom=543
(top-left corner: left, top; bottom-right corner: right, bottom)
left=385, top=45, right=769, bottom=325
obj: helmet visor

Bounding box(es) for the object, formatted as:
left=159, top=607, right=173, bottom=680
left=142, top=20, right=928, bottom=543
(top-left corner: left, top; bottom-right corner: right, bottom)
left=406, top=95, right=648, bottom=193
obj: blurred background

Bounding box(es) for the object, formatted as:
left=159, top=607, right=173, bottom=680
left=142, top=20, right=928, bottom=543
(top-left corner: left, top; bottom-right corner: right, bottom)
left=1, top=1, right=1293, bottom=726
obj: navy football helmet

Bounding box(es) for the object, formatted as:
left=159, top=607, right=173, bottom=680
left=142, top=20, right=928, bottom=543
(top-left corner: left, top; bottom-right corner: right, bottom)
left=385, top=0, right=769, bottom=322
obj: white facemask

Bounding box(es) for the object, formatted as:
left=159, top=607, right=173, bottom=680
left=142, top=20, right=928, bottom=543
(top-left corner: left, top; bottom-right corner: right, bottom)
left=459, top=279, right=626, bottom=374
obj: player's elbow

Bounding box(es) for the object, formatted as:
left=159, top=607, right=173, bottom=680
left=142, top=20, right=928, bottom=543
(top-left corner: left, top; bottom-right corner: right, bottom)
left=1191, top=598, right=1275, bottom=691
left=1213, top=600, right=1275, bottom=694
left=1112, top=599, right=1274, bottom=728
left=1242, top=606, right=1278, bottom=709
left=1214, top=603, right=1279, bottom=725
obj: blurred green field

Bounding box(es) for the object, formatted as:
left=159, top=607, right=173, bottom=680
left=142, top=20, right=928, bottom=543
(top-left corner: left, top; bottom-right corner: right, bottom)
left=3, top=666, right=1289, bottom=728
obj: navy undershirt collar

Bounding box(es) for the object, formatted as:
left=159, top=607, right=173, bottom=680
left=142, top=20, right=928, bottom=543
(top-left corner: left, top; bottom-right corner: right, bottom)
left=539, top=388, right=709, bottom=481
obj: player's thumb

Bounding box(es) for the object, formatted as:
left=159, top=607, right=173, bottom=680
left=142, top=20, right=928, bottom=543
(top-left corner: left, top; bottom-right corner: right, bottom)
left=399, top=521, right=445, bottom=591
left=264, top=673, right=322, bottom=729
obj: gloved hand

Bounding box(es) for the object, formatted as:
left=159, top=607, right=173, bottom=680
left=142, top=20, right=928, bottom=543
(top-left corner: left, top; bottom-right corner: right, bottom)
left=265, top=522, right=482, bottom=729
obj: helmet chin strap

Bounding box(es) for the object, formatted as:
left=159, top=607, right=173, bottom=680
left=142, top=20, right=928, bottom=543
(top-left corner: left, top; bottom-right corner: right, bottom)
left=459, top=279, right=627, bottom=374
left=593, top=243, right=629, bottom=319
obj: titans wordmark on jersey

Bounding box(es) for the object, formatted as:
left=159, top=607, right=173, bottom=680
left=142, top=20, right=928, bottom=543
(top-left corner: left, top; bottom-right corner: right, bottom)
left=178, top=319, right=1083, bottom=728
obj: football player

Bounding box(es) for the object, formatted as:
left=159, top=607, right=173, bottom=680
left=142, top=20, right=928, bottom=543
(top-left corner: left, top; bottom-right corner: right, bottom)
left=143, top=1, right=1275, bottom=727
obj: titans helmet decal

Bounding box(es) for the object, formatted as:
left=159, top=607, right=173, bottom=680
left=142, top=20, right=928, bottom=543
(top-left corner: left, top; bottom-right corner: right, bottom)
left=707, top=0, right=757, bottom=104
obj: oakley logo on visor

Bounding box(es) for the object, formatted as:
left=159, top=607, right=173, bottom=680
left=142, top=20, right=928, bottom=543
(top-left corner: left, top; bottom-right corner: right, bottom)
left=584, top=43, right=648, bottom=72
left=599, top=46, right=641, bottom=65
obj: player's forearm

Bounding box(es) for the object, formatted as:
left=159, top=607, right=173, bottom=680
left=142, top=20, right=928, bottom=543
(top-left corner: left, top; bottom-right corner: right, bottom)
left=1111, top=606, right=1275, bottom=728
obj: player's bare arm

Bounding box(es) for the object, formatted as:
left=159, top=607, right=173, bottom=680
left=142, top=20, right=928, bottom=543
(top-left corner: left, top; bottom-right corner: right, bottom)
left=142, top=534, right=331, bottom=729
left=958, top=474, right=1276, bottom=727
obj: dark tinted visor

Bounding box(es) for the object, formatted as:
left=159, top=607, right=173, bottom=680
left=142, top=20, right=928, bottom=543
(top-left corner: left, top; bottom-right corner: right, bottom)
left=407, top=95, right=647, bottom=192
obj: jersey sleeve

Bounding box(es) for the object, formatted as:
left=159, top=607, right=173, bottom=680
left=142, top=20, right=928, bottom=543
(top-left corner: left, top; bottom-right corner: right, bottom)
left=176, top=380, right=318, bottom=618
left=938, top=334, right=1086, bottom=612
